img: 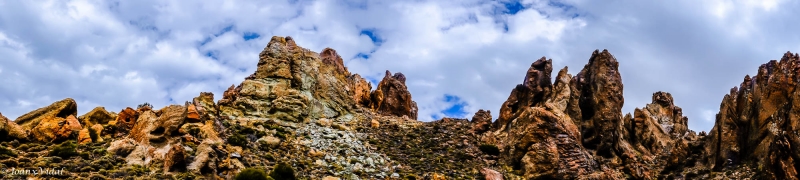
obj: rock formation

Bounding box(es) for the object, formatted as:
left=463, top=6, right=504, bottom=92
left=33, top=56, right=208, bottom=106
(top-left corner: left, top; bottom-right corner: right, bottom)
left=480, top=50, right=704, bottom=179
left=1, top=36, right=799, bottom=179
left=705, top=52, right=800, bottom=179
left=369, top=70, right=419, bottom=119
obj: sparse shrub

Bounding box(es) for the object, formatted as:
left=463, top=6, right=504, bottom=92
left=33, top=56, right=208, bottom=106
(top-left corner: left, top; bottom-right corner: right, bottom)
left=479, top=144, right=500, bottom=156
left=88, top=127, right=99, bottom=142
left=50, top=141, right=79, bottom=158
left=235, top=168, right=270, bottom=180
left=228, top=134, right=248, bottom=147
left=80, top=152, right=91, bottom=159
left=269, top=162, right=296, bottom=180
left=0, top=146, right=16, bottom=156
left=137, top=102, right=153, bottom=109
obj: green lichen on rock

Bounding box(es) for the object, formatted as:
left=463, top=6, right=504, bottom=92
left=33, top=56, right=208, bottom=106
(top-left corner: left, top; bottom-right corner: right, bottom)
left=50, top=141, right=79, bottom=158
left=236, top=168, right=272, bottom=180
left=269, top=162, right=297, bottom=180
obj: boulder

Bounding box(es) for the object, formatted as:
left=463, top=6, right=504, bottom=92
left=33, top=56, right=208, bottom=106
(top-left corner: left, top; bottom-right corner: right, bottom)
left=31, top=115, right=82, bottom=142
left=0, top=112, right=27, bottom=141
left=78, top=128, right=92, bottom=144
left=15, top=98, right=77, bottom=130
left=480, top=168, right=503, bottom=180
left=107, top=138, right=137, bottom=156
left=78, top=106, right=116, bottom=127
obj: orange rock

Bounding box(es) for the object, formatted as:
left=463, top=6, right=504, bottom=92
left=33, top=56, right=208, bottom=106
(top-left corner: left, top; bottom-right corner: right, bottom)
left=91, top=124, right=104, bottom=142
left=480, top=168, right=503, bottom=180
left=0, top=112, right=27, bottom=141
left=78, top=106, right=116, bottom=127
left=370, top=119, right=380, bottom=128
left=186, top=104, right=201, bottom=122
left=78, top=128, right=92, bottom=144
left=370, top=70, right=418, bottom=119
left=164, top=145, right=186, bottom=173
left=350, top=74, right=373, bottom=107
left=431, top=173, right=446, bottom=180
left=114, top=107, right=139, bottom=137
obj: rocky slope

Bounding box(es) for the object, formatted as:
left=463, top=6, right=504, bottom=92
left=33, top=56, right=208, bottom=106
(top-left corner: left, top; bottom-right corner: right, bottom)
left=0, top=36, right=797, bottom=179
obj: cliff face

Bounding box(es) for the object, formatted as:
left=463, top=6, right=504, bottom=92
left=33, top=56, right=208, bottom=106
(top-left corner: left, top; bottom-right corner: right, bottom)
left=705, top=52, right=800, bottom=179
left=0, top=36, right=796, bottom=179
left=480, top=50, right=702, bottom=179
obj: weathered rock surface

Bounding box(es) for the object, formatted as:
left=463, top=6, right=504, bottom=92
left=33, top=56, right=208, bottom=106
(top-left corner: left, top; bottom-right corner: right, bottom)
left=481, top=50, right=704, bottom=179
left=0, top=112, right=27, bottom=140
left=469, top=109, right=492, bottom=134
left=113, top=107, right=139, bottom=137
left=6, top=36, right=799, bottom=179
left=14, top=98, right=78, bottom=129
left=705, top=52, right=800, bottom=179
left=78, top=106, right=116, bottom=128
left=370, top=70, right=418, bottom=119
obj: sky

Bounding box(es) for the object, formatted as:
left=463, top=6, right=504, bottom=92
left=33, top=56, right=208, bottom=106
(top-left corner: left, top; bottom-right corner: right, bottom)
left=1, top=0, right=799, bottom=132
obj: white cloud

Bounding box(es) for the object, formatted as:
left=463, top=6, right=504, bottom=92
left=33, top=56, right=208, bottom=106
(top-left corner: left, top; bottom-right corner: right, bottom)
left=1, top=0, right=800, bottom=132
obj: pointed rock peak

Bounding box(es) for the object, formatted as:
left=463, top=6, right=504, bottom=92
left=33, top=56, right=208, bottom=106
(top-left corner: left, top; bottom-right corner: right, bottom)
left=470, top=109, right=492, bottom=134
left=588, top=49, right=619, bottom=65
left=320, top=48, right=347, bottom=74
left=651, top=91, right=674, bottom=107
left=372, top=70, right=417, bottom=119
left=554, top=66, right=571, bottom=86
left=739, top=74, right=753, bottom=91
left=392, top=72, right=406, bottom=84
left=780, top=51, right=798, bottom=61
left=522, top=57, right=553, bottom=89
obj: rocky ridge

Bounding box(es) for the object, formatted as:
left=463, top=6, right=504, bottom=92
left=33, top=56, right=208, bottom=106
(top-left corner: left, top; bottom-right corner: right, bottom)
left=0, top=36, right=796, bottom=179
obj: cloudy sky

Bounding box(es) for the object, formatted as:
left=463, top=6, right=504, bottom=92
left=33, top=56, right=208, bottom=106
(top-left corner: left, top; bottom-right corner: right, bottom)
left=1, top=0, right=798, bottom=132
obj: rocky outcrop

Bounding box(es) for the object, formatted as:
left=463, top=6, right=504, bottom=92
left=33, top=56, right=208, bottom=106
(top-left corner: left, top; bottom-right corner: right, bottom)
left=483, top=58, right=597, bottom=179
left=705, top=52, right=800, bottom=179
left=9, top=98, right=86, bottom=143
left=481, top=50, right=702, bottom=179
left=370, top=70, right=418, bottom=119
left=350, top=74, right=373, bottom=107
left=17, top=36, right=800, bottom=179
left=469, top=109, right=492, bottom=134
left=217, top=36, right=365, bottom=122
left=30, top=114, right=83, bottom=142
left=0, top=112, right=27, bottom=141
left=78, top=106, right=116, bottom=128
left=113, top=107, right=139, bottom=137
left=572, top=50, right=626, bottom=158
left=14, top=98, right=78, bottom=130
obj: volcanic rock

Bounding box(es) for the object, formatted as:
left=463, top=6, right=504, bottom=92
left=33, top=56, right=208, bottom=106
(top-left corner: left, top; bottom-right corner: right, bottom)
left=469, top=109, right=492, bottom=134
left=705, top=51, right=800, bottom=179
left=0, top=112, right=27, bottom=141
left=370, top=70, right=419, bottom=119
left=15, top=98, right=77, bottom=130
left=78, top=106, right=116, bottom=128
left=114, top=107, right=139, bottom=137
left=217, top=36, right=360, bottom=122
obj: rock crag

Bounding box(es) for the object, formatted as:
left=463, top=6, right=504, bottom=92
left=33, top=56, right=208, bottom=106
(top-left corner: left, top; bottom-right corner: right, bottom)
left=0, top=36, right=798, bottom=179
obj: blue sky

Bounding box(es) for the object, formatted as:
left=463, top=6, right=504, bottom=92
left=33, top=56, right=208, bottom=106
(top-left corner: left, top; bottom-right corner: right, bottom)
left=1, top=0, right=800, bottom=132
